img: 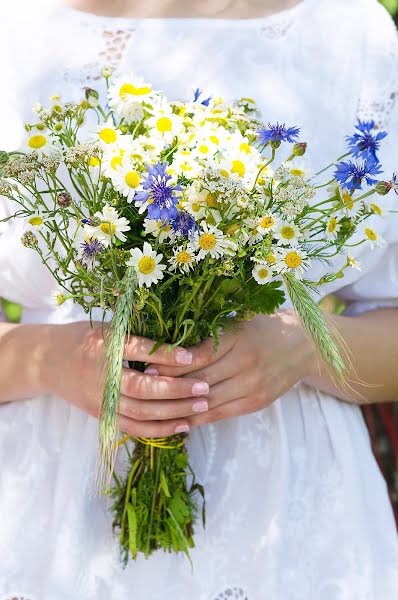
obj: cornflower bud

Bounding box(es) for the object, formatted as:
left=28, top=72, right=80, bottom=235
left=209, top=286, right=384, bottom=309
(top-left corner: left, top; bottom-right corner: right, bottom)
left=84, top=87, right=100, bottom=108
left=375, top=181, right=393, bottom=196
left=293, top=142, right=307, bottom=157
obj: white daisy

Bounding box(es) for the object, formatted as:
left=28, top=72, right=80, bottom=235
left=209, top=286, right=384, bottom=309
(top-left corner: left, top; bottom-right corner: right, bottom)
left=87, top=205, right=130, bottom=246
left=243, top=218, right=264, bottom=245
left=127, top=242, right=166, bottom=288
left=24, top=129, right=58, bottom=158
left=257, top=213, right=278, bottom=234
left=182, top=185, right=208, bottom=221
left=276, top=248, right=310, bottom=279
left=111, top=165, right=144, bottom=203
left=144, top=219, right=175, bottom=243
left=169, top=245, right=197, bottom=273
left=146, top=104, right=185, bottom=143
left=108, top=74, right=155, bottom=122
left=326, top=216, right=342, bottom=241
left=26, top=210, right=45, bottom=230
left=51, top=290, right=67, bottom=307
left=274, top=220, right=303, bottom=246
left=347, top=255, right=361, bottom=271
left=252, top=263, right=272, bottom=285
left=95, top=120, right=120, bottom=146
left=193, top=223, right=237, bottom=260
left=339, top=189, right=361, bottom=219
left=361, top=225, right=386, bottom=249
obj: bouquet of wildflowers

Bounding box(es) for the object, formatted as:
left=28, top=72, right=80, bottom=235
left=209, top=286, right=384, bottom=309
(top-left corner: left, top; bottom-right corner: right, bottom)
left=0, top=68, right=396, bottom=563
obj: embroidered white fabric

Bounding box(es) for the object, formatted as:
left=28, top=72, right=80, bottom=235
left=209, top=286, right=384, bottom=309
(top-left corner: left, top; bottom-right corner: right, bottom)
left=0, top=0, right=398, bottom=599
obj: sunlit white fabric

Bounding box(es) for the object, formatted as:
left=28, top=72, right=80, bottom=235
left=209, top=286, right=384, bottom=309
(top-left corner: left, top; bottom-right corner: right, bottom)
left=0, top=1, right=398, bottom=599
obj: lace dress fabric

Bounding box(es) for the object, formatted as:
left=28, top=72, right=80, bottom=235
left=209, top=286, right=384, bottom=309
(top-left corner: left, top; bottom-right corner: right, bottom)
left=0, top=0, right=398, bottom=599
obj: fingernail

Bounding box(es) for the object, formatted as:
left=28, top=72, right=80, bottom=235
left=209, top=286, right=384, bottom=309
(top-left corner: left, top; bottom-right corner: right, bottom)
left=192, top=400, right=209, bottom=413
left=192, top=382, right=209, bottom=396
left=175, top=424, right=190, bottom=434
left=144, top=367, right=159, bottom=375
left=175, top=347, right=192, bottom=365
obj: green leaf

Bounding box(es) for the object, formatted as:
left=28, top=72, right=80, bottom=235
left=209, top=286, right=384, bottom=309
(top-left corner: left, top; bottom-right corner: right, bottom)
left=168, top=491, right=190, bottom=523
left=127, top=503, right=138, bottom=560
left=160, top=470, right=171, bottom=498
left=245, top=279, right=285, bottom=314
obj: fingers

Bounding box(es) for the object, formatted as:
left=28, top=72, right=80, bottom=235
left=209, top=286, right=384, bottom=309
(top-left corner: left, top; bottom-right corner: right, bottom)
left=123, top=335, right=193, bottom=367
left=188, top=395, right=263, bottom=427
left=147, top=330, right=237, bottom=377
left=120, top=367, right=209, bottom=400
left=119, top=394, right=209, bottom=421
left=117, top=414, right=190, bottom=438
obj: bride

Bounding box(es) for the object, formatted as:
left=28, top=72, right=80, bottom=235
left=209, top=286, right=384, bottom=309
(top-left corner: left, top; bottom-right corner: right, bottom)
left=0, top=0, right=398, bottom=598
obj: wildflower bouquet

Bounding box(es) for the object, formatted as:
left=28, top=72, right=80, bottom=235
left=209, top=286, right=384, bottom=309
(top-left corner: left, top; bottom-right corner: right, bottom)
left=0, top=69, right=396, bottom=564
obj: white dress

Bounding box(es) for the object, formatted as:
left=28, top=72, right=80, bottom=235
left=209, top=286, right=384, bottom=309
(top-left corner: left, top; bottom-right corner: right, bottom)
left=0, top=0, right=398, bottom=598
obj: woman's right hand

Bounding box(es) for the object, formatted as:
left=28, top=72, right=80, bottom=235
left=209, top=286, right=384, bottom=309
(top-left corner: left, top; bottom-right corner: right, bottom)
left=42, top=322, right=210, bottom=437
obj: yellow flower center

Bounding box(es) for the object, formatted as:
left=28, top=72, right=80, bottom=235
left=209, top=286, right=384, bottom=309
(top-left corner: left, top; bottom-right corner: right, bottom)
left=54, top=123, right=64, bottom=132
left=110, top=156, right=123, bottom=170
left=28, top=135, right=46, bottom=149
left=240, top=142, right=251, bottom=154
left=99, top=128, right=117, bottom=144
left=156, top=117, right=173, bottom=133
left=206, top=193, right=218, bottom=208
left=210, top=135, right=219, bottom=145
left=100, top=222, right=116, bottom=235
left=125, top=171, right=141, bottom=188
left=231, top=159, right=246, bottom=177
left=199, top=144, right=209, bottom=154
left=267, top=254, right=276, bottom=264
left=227, top=224, right=239, bottom=235
left=290, top=168, right=305, bottom=177
left=138, top=256, right=156, bottom=274
left=365, top=227, right=377, bottom=241
left=28, top=216, right=43, bottom=226
left=328, top=218, right=337, bottom=233
left=370, top=203, right=382, bottom=215
left=119, top=83, right=151, bottom=97
left=342, top=190, right=354, bottom=210
left=280, top=226, right=295, bottom=240
left=192, top=202, right=201, bottom=213
left=180, top=163, right=193, bottom=171
left=220, top=169, right=229, bottom=179
left=176, top=251, right=192, bottom=264
left=260, top=216, right=275, bottom=229
left=258, top=268, right=269, bottom=279
left=199, top=232, right=217, bottom=251
left=285, top=251, right=302, bottom=269
left=89, top=156, right=100, bottom=167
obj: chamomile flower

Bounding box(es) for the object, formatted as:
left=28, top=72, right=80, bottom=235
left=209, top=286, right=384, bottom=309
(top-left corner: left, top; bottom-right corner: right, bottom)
left=108, top=74, right=155, bottom=122
left=367, top=200, right=387, bottom=218
left=51, top=290, right=67, bottom=307
left=361, top=225, right=386, bottom=249
left=146, top=104, right=184, bottom=143
left=26, top=210, right=45, bottom=230
left=169, top=244, right=196, bottom=273
left=339, top=189, right=361, bottom=219
left=95, top=120, right=120, bottom=146
left=347, top=255, right=361, bottom=271
left=88, top=205, right=130, bottom=246
left=326, top=216, right=342, bottom=241
left=127, top=242, right=166, bottom=287
left=144, top=219, right=175, bottom=243
left=276, top=248, right=310, bottom=279
left=169, top=150, right=203, bottom=179
left=111, top=165, right=144, bottom=203
left=252, top=263, right=272, bottom=285
left=194, top=222, right=237, bottom=260
left=243, top=218, right=264, bottom=245
left=25, top=130, right=57, bottom=158
left=182, top=185, right=208, bottom=221
left=257, top=213, right=278, bottom=234
left=274, top=220, right=303, bottom=246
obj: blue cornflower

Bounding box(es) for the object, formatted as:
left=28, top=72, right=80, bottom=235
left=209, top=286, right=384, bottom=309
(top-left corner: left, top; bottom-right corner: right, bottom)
left=346, top=119, right=387, bottom=163
left=171, top=211, right=197, bottom=238
left=135, top=162, right=182, bottom=222
left=77, top=236, right=104, bottom=271
left=193, top=88, right=212, bottom=107
left=334, top=159, right=383, bottom=193
left=256, top=122, right=300, bottom=145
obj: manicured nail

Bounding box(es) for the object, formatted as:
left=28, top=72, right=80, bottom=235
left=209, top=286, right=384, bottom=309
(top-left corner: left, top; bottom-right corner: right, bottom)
left=192, top=400, right=209, bottom=413
left=144, top=367, right=159, bottom=375
left=175, top=424, right=190, bottom=434
left=192, top=382, right=209, bottom=396
left=175, top=347, right=192, bottom=365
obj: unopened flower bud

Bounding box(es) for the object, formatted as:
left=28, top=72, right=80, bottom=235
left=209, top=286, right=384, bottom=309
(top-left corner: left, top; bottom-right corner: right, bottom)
left=375, top=180, right=393, bottom=196
left=270, top=140, right=281, bottom=150
left=84, top=87, right=99, bottom=108
left=21, top=231, right=38, bottom=249
left=293, top=142, right=307, bottom=157
left=101, top=66, right=112, bottom=79
left=57, top=192, right=72, bottom=207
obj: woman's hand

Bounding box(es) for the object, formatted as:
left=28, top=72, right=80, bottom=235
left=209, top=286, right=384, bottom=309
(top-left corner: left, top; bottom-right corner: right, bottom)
left=39, top=322, right=210, bottom=436
left=146, top=311, right=317, bottom=428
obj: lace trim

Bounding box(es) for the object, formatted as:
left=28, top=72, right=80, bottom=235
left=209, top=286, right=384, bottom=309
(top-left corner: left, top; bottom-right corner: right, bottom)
left=357, top=91, right=398, bottom=129
left=213, top=587, right=248, bottom=600
left=259, top=17, right=295, bottom=40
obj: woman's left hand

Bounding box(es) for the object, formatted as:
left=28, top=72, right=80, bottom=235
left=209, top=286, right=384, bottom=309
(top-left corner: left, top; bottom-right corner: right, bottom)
left=146, top=311, right=317, bottom=429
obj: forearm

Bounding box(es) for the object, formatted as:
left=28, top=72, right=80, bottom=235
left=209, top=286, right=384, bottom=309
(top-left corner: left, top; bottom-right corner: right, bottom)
left=0, top=323, right=53, bottom=404
left=305, top=308, right=398, bottom=404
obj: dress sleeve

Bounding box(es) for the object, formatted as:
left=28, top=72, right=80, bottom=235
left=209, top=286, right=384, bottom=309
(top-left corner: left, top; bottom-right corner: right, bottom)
left=338, top=0, right=398, bottom=310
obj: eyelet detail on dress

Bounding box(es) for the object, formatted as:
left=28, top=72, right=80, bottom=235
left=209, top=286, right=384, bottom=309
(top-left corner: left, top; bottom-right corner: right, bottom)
left=213, top=587, right=248, bottom=600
